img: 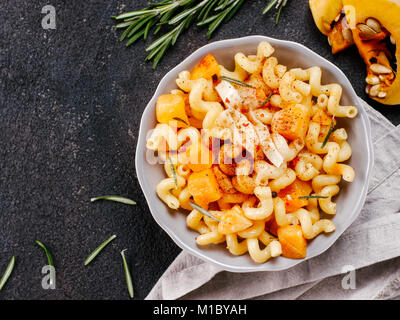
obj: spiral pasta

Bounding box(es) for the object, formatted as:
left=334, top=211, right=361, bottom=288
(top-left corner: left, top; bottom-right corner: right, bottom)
left=147, top=42, right=357, bottom=263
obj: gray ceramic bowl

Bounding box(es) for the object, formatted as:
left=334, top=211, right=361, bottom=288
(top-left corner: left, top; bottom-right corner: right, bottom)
left=135, top=35, right=374, bottom=272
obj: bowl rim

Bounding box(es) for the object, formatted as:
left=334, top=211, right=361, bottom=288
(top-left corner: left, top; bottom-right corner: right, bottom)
left=135, top=35, right=374, bottom=273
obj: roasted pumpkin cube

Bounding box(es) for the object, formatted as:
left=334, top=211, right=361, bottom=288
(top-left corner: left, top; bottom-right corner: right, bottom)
left=278, top=225, right=307, bottom=259
left=185, top=142, right=213, bottom=172
left=278, top=179, right=312, bottom=213
left=156, top=94, right=189, bottom=128
left=218, top=206, right=253, bottom=235
left=271, top=104, right=310, bottom=140
left=191, top=53, right=221, bottom=80
left=188, top=169, right=222, bottom=205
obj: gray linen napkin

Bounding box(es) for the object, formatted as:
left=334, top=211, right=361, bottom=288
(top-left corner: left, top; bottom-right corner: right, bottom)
left=146, top=98, right=400, bottom=300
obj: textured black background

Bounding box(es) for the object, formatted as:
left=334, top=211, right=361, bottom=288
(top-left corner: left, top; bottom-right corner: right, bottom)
left=0, top=0, right=399, bottom=300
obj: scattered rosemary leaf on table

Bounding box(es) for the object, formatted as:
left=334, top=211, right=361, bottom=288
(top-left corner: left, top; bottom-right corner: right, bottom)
left=322, top=116, right=336, bottom=148
left=120, top=249, right=134, bottom=299
left=90, top=195, right=136, bottom=205
left=0, top=256, right=15, bottom=291
left=189, top=202, right=222, bottom=223
left=220, top=76, right=255, bottom=88
left=36, top=241, right=55, bottom=286
left=84, top=235, right=117, bottom=266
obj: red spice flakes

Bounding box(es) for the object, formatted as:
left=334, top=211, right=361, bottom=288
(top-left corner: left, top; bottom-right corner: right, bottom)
left=256, top=145, right=261, bottom=151
left=225, top=98, right=230, bottom=104
left=243, top=123, right=249, bottom=127
left=260, top=113, right=265, bottom=118
left=288, top=156, right=300, bottom=169
left=273, top=88, right=280, bottom=95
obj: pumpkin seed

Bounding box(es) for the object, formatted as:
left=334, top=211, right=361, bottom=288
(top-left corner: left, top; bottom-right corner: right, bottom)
left=365, top=75, right=380, bottom=85
left=378, top=91, right=387, bottom=99
left=369, top=84, right=380, bottom=97
left=370, top=64, right=392, bottom=74
left=365, top=18, right=381, bottom=33
left=327, top=37, right=332, bottom=46
left=390, top=35, right=396, bottom=45
left=342, top=28, right=354, bottom=44
left=365, top=85, right=371, bottom=95
left=357, top=23, right=377, bottom=40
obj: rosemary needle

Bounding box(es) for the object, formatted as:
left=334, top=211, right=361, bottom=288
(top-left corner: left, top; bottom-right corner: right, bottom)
left=120, top=249, right=134, bottom=299
left=322, top=117, right=336, bottom=148
left=84, top=235, right=117, bottom=266
left=189, top=202, right=222, bottom=223
left=36, top=241, right=55, bottom=286
left=220, top=76, right=255, bottom=88
left=298, top=195, right=329, bottom=200
left=168, top=156, right=178, bottom=189
left=90, top=195, right=136, bottom=206
left=0, top=256, right=15, bottom=291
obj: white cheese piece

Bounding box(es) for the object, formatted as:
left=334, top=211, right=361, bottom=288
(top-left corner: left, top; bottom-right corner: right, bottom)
left=216, top=80, right=241, bottom=109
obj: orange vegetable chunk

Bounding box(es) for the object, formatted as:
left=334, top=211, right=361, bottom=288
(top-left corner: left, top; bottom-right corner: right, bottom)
left=185, top=142, right=213, bottom=172
left=278, top=179, right=312, bottom=213
left=156, top=94, right=189, bottom=128
left=278, top=225, right=307, bottom=259
left=271, top=104, right=310, bottom=141
left=191, top=53, right=221, bottom=80
left=218, top=206, right=253, bottom=235
left=188, top=169, right=222, bottom=206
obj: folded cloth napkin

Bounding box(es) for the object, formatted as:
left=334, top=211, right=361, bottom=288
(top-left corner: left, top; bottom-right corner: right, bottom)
left=146, top=98, right=400, bottom=300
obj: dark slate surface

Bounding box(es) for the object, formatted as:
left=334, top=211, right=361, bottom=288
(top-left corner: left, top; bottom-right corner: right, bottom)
left=0, top=0, right=399, bottom=300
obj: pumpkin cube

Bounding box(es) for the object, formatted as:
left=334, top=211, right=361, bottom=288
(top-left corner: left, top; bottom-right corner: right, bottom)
left=156, top=94, right=189, bottom=128
left=188, top=169, right=222, bottom=206
left=271, top=104, right=310, bottom=140
left=218, top=206, right=253, bottom=235
left=278, top=225, right=307, bottom=259
left=185, top=142, right=213, bottom=172
left=278, top=179, right=312, bottom=213
left=191, top=54, right=221, bottom=80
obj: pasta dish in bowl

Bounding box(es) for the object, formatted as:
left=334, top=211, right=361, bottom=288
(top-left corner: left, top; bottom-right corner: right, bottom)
left=136, top=36, right=373, bottom=272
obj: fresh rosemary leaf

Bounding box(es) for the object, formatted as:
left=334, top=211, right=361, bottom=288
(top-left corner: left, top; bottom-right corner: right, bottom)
left=322, top=117, right=335, bottom=148
left=298, top=195, right=329, bottom=199
left=189, top=202, right=222, bottom=223
left=120, top=249, right=134, bottom=299
left=263, top=0, right=278, bottom=14
left=261, top=92, right=274, bottom=107
left=90, top=195, right=136, bottom=205
left=84, top=235, right=117, bottom=266
left=36, top=240, right=55, bottom=286
left=220, top=76, right=255, bottom=88
left=168, top=156, right=178, bottom=189
left=126, top=29, right=146, bottom=47
left=173, top=117, right=189, bottom=125
left=0, top=256, right=15, bottom=291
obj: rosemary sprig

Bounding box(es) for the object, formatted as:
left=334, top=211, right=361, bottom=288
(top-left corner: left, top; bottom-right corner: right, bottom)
left=220, top=76, right=255, bottom=88
left=263, top=0, right=288, bottom=24
left=120, top=249, right=134, bottom=299
left=114, top=0, right=246, bottom=68
left=189, top=201, right=222, bottom=223
left=0, top=256, right=15, bottom=291
left=322, top=116, right=335, bottom=148
left=298, top=195, right=329, bottom=200
left=84, top=235, right=117, bottom=266
left=36, top=241, right=55, bottom=286
left=91, top=195, right=136, bottom=205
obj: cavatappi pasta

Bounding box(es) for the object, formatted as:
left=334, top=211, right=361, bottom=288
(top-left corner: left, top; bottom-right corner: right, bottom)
left=146, top=42, right=357, bottom=263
